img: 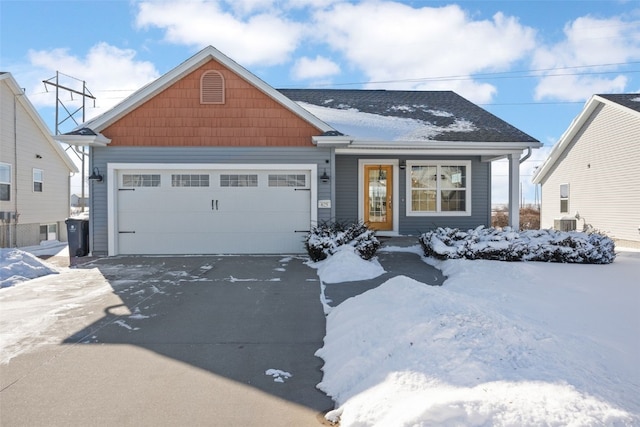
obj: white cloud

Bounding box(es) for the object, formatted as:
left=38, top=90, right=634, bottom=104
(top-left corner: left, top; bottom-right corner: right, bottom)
left=135, top=0, right=304, bottom=66
left=25, top=43, right=159, bottom=124
left=311, top=3, right=536, bottom=103
left=533, top=16, right=640, bottom=101
left=291, top=55, right=340, bottom=80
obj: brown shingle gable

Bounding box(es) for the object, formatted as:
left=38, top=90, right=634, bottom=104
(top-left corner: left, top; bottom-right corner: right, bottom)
left=102, top=60, right=322, bottom=147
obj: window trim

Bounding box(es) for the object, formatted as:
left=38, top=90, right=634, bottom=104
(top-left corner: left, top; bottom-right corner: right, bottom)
left=0, top=162, right=11, bottom=201
left=406, top=160, right=472, bottom=217
left=559, top=183, right=570, bottom=214
left=33, top=168, right=43, bottom=193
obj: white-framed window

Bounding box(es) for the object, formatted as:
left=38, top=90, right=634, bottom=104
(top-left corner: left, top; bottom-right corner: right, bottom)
left=0, top=162, right=11, bottom=201
left=406, top=161, right=471, bottom=216
left=39, top=223, right=57, bottom=241
left=33, top=168, right=43, bottom=192
left=560, top=183, right=569, bottom=214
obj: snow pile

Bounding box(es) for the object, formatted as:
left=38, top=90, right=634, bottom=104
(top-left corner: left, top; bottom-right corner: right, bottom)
left=305, top=221, right=380, bottom=262
left=420, top=226, right=615, bottom=264
left=1, top=248, right=59, bottom=288
left=310, top=245, right=385, bottom=284
left=316, top=253, right=640, bottom=426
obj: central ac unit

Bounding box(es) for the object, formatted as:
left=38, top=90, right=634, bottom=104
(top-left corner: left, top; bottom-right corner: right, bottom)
left=554, top=218, right=577, bottom=232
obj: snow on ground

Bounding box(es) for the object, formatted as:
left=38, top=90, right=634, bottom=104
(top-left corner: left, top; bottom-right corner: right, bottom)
left=309, top=245, right=385, bottom=284
left=3, top=240, right=639, bottom=425
left=0, top=244, right=113, bottom=364
left=313, top=246, right=640, bottom=426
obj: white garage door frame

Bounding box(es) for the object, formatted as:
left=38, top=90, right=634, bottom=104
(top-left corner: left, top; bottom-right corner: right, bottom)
left=106, top=163, right=318, bottom=256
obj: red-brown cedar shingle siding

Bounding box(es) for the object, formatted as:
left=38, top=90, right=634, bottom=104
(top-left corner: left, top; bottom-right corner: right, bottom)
left=102, top=60, right=321, bottom=147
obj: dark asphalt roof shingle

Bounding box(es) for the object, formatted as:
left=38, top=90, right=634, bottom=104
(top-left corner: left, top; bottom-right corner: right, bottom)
left=278, top=89, right=539, bottom=143
left=598, top=93, right=640, bottom=113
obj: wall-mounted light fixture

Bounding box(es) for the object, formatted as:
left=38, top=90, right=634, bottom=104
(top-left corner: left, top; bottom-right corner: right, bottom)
left=399, top=160, right=406, bottom=169
left=35, top=154, right=42, bottom=159
left=321, top=169, right=330, bottom=183
left=88, top=167, right=103, bottom=182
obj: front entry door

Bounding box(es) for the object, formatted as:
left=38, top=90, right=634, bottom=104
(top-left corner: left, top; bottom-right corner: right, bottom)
left=364, top=164, right=393, bottom=231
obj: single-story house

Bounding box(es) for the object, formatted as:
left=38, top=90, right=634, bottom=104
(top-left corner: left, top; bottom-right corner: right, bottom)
left=1, top=72, right=79, bottom=248
left=70, top=193, right=89, bottom=208
left=532, top=94, right=640, bottom=248
left=57, top=46, right=540, bottom=256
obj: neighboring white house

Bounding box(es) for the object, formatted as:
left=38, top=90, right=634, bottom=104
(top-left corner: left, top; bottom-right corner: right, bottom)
left=0, top=72, right=78, bottom=248
left=70, top=193, right=89, bottom=208
left=532, top=94, right=640, bottom=248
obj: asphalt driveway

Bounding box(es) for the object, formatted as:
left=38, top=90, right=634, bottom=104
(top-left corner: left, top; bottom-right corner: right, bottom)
left=0, top=255, right=335, bottom=426
left=1, top=238, right=445, bottom=426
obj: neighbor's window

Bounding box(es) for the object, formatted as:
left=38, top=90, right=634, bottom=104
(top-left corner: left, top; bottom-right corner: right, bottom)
left=407, top=161, right=470, bottom=215
left=171, top=174, right=210, bottom=187
left=268, top=174, right=306, bottom=187
left=122, top=174, right=161, bottom=187
left=33, top=169, right=43, bottom=192
left=0, top=162, right=10, bottom=201
left=220, top=174, right=258, bottom=187
left=560, top=183, right=569, bottom=213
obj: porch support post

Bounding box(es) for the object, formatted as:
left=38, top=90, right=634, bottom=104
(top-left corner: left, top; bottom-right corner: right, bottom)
left=508, top=153, right=520, bottom=230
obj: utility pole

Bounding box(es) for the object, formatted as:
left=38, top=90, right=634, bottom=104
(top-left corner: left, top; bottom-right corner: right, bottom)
left=43, top=72, right=95, bottom=212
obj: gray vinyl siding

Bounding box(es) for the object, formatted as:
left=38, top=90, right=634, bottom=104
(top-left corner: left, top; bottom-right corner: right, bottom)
left=540, top=103, right=640, bottom=244
left=335, top=155, right=491, bottom=234
left=89, top=146, right=332, bottom=255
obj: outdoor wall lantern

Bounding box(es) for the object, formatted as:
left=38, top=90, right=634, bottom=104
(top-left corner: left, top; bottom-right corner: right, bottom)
left=88, top=167, right=103, bottom=182
left=399, top=160, right=406, bottom=169
left=321, top=169, right=330, bottom=183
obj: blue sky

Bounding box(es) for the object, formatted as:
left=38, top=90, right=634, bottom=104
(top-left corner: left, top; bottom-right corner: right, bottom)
left=1, top=0, right=639, bottom=203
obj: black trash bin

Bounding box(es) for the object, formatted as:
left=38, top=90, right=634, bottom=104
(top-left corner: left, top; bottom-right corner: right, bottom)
left=66, top=218, right=89, bottom=257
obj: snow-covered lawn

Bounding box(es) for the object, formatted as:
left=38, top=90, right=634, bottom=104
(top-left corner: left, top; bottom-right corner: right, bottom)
left=312, top=245, right=640, bottom=426
left=2, top=242, right=639, bottom=426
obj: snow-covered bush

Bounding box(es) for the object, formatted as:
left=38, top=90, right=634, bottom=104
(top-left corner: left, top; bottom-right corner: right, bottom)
left=305, top=221, right=381, bottom=262
left=420, top=226, right=616, bottom=264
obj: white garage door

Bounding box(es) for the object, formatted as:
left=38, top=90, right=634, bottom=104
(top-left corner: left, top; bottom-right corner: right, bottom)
left=115, top=168, right=313, bottom=254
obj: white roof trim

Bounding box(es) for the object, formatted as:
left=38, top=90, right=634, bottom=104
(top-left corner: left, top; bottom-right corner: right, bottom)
left=336, top=147, right=527, bottom=157
left=532, top=95, right=637, bottom=184
left=0, top=73, right=78, bottom=173
left=55, top=133, right=111, bottom=147
left=80, top=46, right=334, bottom=134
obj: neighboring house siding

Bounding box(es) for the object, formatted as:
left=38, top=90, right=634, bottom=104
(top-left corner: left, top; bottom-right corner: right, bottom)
left=90, top=146, right=332, bottom=255
left=1, top=79, right=72, bottom=247
left=335, top=155, right=491, bottom=233
left=102, top=60, right=322, bottom=147
left=0, top=82, right=17, bottom=214
left=540, top=103, right=640, bottom=243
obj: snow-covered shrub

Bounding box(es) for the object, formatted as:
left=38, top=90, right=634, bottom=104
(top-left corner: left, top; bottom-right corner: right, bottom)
left=305, top=220, right=381, bottom=262
left=420, top=226, right=615, bottom=264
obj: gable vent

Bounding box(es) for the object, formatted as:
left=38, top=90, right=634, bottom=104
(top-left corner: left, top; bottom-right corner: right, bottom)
left=200, top=70, right=225, bottom=104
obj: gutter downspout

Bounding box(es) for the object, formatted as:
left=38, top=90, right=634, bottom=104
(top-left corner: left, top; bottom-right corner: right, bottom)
left=519, top=146, right=532, bottom=164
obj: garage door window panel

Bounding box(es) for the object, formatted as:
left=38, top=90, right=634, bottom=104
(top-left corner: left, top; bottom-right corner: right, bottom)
left=268, top=174, right=306, bottom=187
left=171, top=174, right=210, bottom=187
left=220, top=174, right=258, bottom=187
left=122, top=174, right=161, bottom=187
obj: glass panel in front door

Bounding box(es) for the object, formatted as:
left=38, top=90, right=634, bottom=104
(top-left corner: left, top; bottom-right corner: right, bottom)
left=365, top=165, right=393, bottom=231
